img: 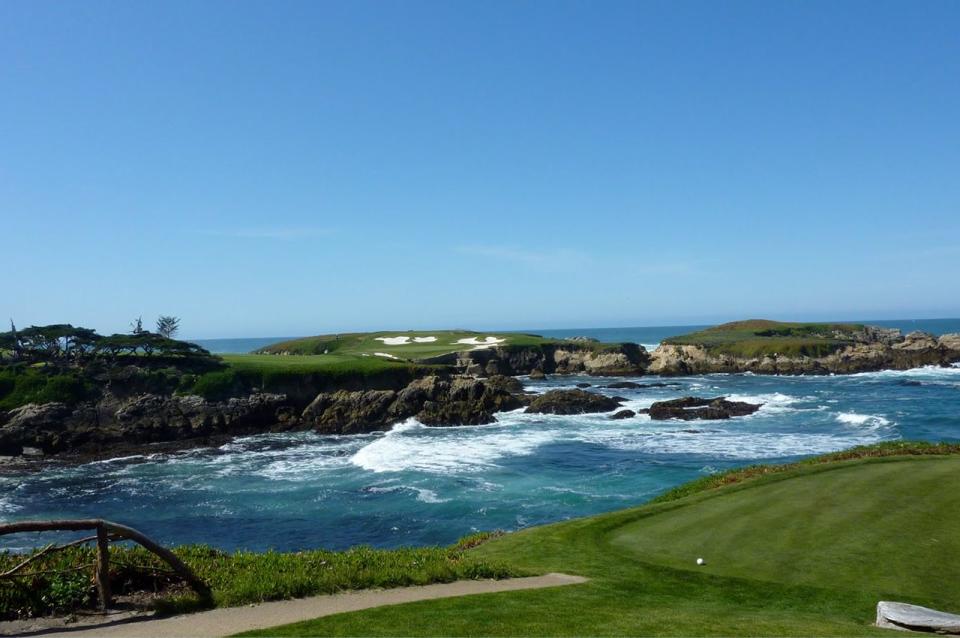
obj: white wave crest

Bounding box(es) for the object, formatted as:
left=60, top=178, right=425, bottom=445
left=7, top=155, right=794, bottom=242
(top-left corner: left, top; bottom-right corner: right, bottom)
left=836, top=412, right=892, bottom=428
left=350, top=418, right=556, bottom=473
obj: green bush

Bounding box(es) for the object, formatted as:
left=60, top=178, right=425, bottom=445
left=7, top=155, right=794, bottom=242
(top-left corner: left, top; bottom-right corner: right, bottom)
left=0, top=369, right=95, bottom=410
left=187, top=369, right=246, bottom=400
left=0, top=533, right=518, bottom=619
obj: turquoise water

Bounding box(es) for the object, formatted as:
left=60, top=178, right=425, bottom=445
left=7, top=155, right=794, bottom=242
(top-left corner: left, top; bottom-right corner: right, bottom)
left=2, top=320, right=959, bottom=552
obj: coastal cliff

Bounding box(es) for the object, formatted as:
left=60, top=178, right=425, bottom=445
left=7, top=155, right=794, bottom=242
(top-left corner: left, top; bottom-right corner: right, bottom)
left=433, top=342, right=649, bottom=376
left=3, top=322, right=960, bottom=459
left=649, top=326, right=960, bottom=375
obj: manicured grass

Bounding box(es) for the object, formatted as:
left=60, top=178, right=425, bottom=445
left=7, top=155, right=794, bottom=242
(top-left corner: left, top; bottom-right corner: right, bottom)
left=246, top=445, right=960, bottom=636
left=256, top=331, right=556, bottom=360
left=0, top=533, right=518, bottom=620
left=664, top=319, right=866, bottom=358
left=221, top=353, right=417, bottom=373
left=181, top=354, right=443, bottom=400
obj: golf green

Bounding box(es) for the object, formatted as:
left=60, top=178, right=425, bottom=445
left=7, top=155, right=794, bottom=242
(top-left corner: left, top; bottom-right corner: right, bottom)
left=241, top=454, right=960, bottom=636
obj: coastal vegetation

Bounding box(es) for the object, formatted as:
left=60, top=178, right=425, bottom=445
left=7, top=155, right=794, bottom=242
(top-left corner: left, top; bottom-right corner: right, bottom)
left=662, top=319, right=867, bottom=358
left=0, top=532, right=516, bottom=620
left=248, top=442, right=960, bottom=636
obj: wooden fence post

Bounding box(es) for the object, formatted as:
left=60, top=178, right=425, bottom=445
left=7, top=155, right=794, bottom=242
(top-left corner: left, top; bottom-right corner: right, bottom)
left=95, top=523, right=111, bottom=610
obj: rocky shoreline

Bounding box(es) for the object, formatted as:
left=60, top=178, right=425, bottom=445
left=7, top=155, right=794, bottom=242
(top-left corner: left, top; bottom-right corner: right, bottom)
left=1, top=328, right=958, bottom=461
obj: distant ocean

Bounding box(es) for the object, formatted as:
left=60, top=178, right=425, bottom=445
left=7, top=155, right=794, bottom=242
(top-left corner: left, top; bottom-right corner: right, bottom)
left=192, top=319, right=960, bottom=354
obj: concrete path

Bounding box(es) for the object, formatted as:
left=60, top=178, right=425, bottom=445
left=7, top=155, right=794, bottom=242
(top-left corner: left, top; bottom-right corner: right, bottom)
left=22, top=573, right=587, bottom=638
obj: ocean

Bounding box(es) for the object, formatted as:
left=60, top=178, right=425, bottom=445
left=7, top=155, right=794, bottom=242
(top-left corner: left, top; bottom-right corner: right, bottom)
left=2, top=319, right=959, bottom=552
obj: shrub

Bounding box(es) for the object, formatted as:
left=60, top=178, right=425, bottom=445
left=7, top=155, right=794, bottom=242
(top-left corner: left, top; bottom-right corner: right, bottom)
left=188, top=369, right=245, bottom=400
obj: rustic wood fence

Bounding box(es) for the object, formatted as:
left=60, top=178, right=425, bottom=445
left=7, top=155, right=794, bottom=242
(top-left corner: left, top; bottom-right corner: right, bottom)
left=0, top=519, right=211, bottom=610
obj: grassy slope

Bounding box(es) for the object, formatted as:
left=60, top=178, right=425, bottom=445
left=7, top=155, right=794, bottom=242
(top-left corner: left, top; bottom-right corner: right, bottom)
left=247, top=448, right=960, bottom=636
left=255, top=331, right=556, bottom=360
left=663, top=319, right=866, bottom=358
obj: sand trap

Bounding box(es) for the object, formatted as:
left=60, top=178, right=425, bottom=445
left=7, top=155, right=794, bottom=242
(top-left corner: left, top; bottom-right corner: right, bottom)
left=456, top=336, right=506, bottom=347
left=375, top=336, right=411, bottom=346
left=375, top=336, right=439, bottom=346
left=374, top=352, right=400, bottom=360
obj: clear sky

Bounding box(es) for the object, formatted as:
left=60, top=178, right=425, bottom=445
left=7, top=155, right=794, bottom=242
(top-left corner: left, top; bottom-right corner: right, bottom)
left=3, top=1, right=958, bottom=338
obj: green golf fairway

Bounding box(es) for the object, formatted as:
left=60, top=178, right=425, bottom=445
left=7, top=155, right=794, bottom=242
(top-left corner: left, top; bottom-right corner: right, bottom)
left=241, top=453, right=960, bottom=636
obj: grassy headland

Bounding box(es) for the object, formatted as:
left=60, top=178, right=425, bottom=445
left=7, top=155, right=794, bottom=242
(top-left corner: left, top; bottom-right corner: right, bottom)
left=663, top=319, right=867, bottom=358
left=256, top=331, right=555, bottom=360
left=247, top=441, right=960, bottom=637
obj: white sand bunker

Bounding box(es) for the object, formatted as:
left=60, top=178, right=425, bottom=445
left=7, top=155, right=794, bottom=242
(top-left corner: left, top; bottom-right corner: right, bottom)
left=374, top=352, right=400, bottom=360
left=456, top=336, right=507, bottom=348
left=375, top=336, right=438, bottom=346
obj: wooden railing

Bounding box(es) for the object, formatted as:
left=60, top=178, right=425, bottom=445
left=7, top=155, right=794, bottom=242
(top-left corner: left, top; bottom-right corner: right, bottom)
left=0, top=519, right=212, bottom=610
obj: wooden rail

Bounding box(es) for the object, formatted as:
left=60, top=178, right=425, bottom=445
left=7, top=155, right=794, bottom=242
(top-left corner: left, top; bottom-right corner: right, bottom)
left=0, top=519, right=212, bottom=610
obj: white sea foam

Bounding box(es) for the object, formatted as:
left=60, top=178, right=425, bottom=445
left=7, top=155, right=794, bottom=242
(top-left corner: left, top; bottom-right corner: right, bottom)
left=577, top=426, right=891, bottom=460
left=367, top=484, right=449, bottom=503
left=350, top=418, right=557, bottom=473
left=850, top=365, right=960, bottom=380
left=835, top=412, right=892, bottom=428
left=723, top=392, right=809, bottom=415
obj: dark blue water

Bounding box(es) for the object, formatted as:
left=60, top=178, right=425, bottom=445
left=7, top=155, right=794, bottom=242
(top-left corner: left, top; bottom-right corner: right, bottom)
left=3, top=321, right=959, bottom=553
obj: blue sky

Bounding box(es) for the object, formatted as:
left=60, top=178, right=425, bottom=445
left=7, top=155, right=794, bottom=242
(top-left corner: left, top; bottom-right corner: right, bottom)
left=3, top=1, right=958, bottom=338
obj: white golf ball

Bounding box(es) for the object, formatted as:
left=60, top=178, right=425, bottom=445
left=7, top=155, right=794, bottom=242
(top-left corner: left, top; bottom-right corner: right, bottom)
left=696, top=557, right=705, bottom=565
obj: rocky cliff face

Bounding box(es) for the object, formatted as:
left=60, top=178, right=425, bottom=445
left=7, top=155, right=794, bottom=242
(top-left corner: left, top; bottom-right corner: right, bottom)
left=0, top=375, right=527, bottom=457
left=648, top=332, right=960, bottom=376
left=452, top=342, right=649, bottom=376
left=0, top=392, right=295, bottom=456
left=302, top=375, right=524, bottom=434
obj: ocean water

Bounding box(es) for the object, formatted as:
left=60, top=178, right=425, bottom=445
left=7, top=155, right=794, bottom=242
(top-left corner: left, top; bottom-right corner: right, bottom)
left=2, top=320, right=959, bottom=553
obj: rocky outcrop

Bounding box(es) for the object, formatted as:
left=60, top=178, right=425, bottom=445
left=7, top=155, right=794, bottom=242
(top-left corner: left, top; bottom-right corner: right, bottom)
left=452, top=343, right=649, bottom=377
left=525, top=389, right=622, bottom=415
left=642, top=396, right=762, bottom=421
left=0, top=393, right=293, bottom=455
left=302, top=375, right=525, bottom=434
left=649, top=331, right=960, bottom=376
left=940, top=333, right=960, bottom=353
left=604, top=381, right=680, bottom=389
left=876, top=601, right=960, bottom=633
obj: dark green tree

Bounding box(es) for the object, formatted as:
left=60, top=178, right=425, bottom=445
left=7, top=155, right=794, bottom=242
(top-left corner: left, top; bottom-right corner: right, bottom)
left=156, top=316, right=181, bottom=339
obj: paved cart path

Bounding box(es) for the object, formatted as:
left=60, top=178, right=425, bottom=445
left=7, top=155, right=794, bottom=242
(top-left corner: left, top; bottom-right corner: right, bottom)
left=16, top=573, right=587, bottom=638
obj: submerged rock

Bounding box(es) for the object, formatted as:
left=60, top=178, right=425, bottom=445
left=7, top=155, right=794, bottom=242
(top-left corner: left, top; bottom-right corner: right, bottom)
left=643, top=396, right=762, bottom=421
left=610, top=409, right=636, bottom=420
left=525, top=389, right=622, bottom=415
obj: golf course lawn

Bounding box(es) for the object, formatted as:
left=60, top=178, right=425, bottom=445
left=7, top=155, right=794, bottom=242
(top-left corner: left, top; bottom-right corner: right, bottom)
left=240, top=452, right=960, bottom=636
left=255, top=330, right=553, bottom=359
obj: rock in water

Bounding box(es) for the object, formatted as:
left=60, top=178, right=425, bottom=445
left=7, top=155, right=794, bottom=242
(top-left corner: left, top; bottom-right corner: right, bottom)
left=643, top=396, right=762, bottom=421
left=876, top=601, right=960, bottom=633
left=525, top=389, right=622, bottom=415
left=609, top=409, right=636, bottom=420
left=529, top=369, right=547, bottom=380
